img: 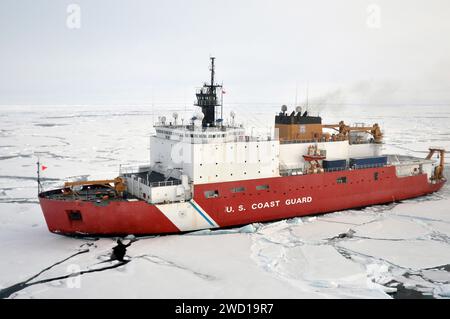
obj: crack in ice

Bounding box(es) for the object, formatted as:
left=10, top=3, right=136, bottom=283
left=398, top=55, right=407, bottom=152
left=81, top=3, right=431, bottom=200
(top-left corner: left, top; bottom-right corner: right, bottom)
left=134, top=254, right=216, bottom=281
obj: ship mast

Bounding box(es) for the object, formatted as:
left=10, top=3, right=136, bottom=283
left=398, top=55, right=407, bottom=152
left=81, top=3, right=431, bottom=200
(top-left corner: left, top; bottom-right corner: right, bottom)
left=195, top=57, right=223, bottom=128
left=210, top=57, right=215, bottom=90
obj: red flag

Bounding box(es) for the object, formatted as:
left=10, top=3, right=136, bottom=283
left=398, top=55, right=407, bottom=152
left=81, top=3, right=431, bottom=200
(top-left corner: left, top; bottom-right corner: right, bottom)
left=41, top=165, right=47, bottom=171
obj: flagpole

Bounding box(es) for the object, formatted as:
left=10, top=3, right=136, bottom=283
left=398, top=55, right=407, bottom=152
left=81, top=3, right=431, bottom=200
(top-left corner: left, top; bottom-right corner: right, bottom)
left=37, top=158, right=41, bottom=195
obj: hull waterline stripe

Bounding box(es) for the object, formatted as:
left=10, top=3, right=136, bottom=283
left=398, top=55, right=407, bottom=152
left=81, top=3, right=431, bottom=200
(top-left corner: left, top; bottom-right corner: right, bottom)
left=189, top=201, right=215, bottom=227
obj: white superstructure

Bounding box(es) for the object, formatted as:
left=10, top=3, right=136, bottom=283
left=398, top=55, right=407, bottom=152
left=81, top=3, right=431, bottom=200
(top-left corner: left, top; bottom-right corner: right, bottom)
left=150, top=123, right=279, bottom=184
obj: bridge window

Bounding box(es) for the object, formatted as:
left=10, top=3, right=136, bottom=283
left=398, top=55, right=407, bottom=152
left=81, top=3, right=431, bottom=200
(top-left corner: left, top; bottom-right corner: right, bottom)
left=256, top=184, right=269, bottom=190
left=231, top=186, right=245, bottom=193
left=204, top=190, right=220, bottom=198
left=337, top=177, right=347, bottom=184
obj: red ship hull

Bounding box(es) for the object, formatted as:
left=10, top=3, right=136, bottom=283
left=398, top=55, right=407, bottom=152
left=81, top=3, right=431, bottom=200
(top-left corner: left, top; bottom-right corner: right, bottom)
left=39, top=166, right=445, bottom=235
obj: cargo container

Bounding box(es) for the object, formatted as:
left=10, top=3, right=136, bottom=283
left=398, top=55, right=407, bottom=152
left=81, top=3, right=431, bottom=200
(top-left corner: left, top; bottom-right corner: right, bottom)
left=349, top=156, right=388, bottom=168
left=322, top=159, right=347, bottom=170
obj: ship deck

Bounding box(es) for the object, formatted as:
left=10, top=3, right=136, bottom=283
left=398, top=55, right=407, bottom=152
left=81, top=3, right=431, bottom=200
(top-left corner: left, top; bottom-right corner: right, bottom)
left=39, top=170, right=181, bottom=202
left=121, top=170, right=180, bottom=186
left=39, top=185, right=138, bottom=202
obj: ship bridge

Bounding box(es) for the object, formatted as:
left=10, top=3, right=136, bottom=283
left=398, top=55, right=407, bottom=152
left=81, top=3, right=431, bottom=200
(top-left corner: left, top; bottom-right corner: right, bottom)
left=154, top=123, right=247, bottom=144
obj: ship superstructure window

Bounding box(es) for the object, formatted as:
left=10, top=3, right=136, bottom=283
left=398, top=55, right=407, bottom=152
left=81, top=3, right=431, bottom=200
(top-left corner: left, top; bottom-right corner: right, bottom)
left=204, top=190, right=220, bottom=198
left=231, top=186, right=245, bottom=193
left=337, top=177, right=347, bottom=184
left=256, top=184, right=269, bottom=190
left=374, top=172, right=379, bottom=181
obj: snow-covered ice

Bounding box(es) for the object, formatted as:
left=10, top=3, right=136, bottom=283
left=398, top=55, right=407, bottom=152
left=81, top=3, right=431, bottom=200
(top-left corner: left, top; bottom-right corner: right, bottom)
left=0, top=104, right=449, bottom=298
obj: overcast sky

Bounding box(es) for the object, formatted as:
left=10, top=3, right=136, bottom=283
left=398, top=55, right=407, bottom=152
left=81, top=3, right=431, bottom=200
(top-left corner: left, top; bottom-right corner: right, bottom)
left=1, top=0, right=449, bottom=106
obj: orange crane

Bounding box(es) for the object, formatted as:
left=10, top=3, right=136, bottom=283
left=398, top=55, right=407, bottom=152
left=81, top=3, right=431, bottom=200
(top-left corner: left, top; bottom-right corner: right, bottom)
left=64, top=177, right=126, bottom=194
left=322, top=121, right=383, bottom=143
left=425, top=148, right=446, bottom=180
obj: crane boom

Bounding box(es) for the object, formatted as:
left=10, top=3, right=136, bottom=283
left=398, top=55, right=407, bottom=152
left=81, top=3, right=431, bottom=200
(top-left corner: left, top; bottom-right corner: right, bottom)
left=64, top=177, right=126, bottom=194
left=322, top=121, right=383, bottom=143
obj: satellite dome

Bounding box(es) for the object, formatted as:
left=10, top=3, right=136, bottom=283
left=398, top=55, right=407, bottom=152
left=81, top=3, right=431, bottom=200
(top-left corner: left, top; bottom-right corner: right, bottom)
left=196, top=112, right=204, bottom=120
left=281, top=105, right=288, bottom=112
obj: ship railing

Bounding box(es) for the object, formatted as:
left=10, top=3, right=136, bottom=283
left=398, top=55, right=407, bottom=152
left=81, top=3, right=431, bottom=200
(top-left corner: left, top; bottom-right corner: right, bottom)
left=323, top=167, right=347, bottom=172
left=349, top=140, right=377, bottom=145
left=324, top=163, right=387, bottom=172
left=280, top=163, right=390, bottom=176
left=350, top=163, right=387, bottom=170
left=119, top=164, right=151, bottom=176
left=280, top=138, right=342, bottom=145
left=279, top=169, right=305, bottom=176
left=189, top=135, right=276, bottom=143
left=279, top=138, right=375, bottom=145
left=124, top=173, right=182, bottom=188
left=187, top=136, right=276, bottom=144
left=149, top=180, right=182, bottom=188
left=154, top=124, right=243, bottom=132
